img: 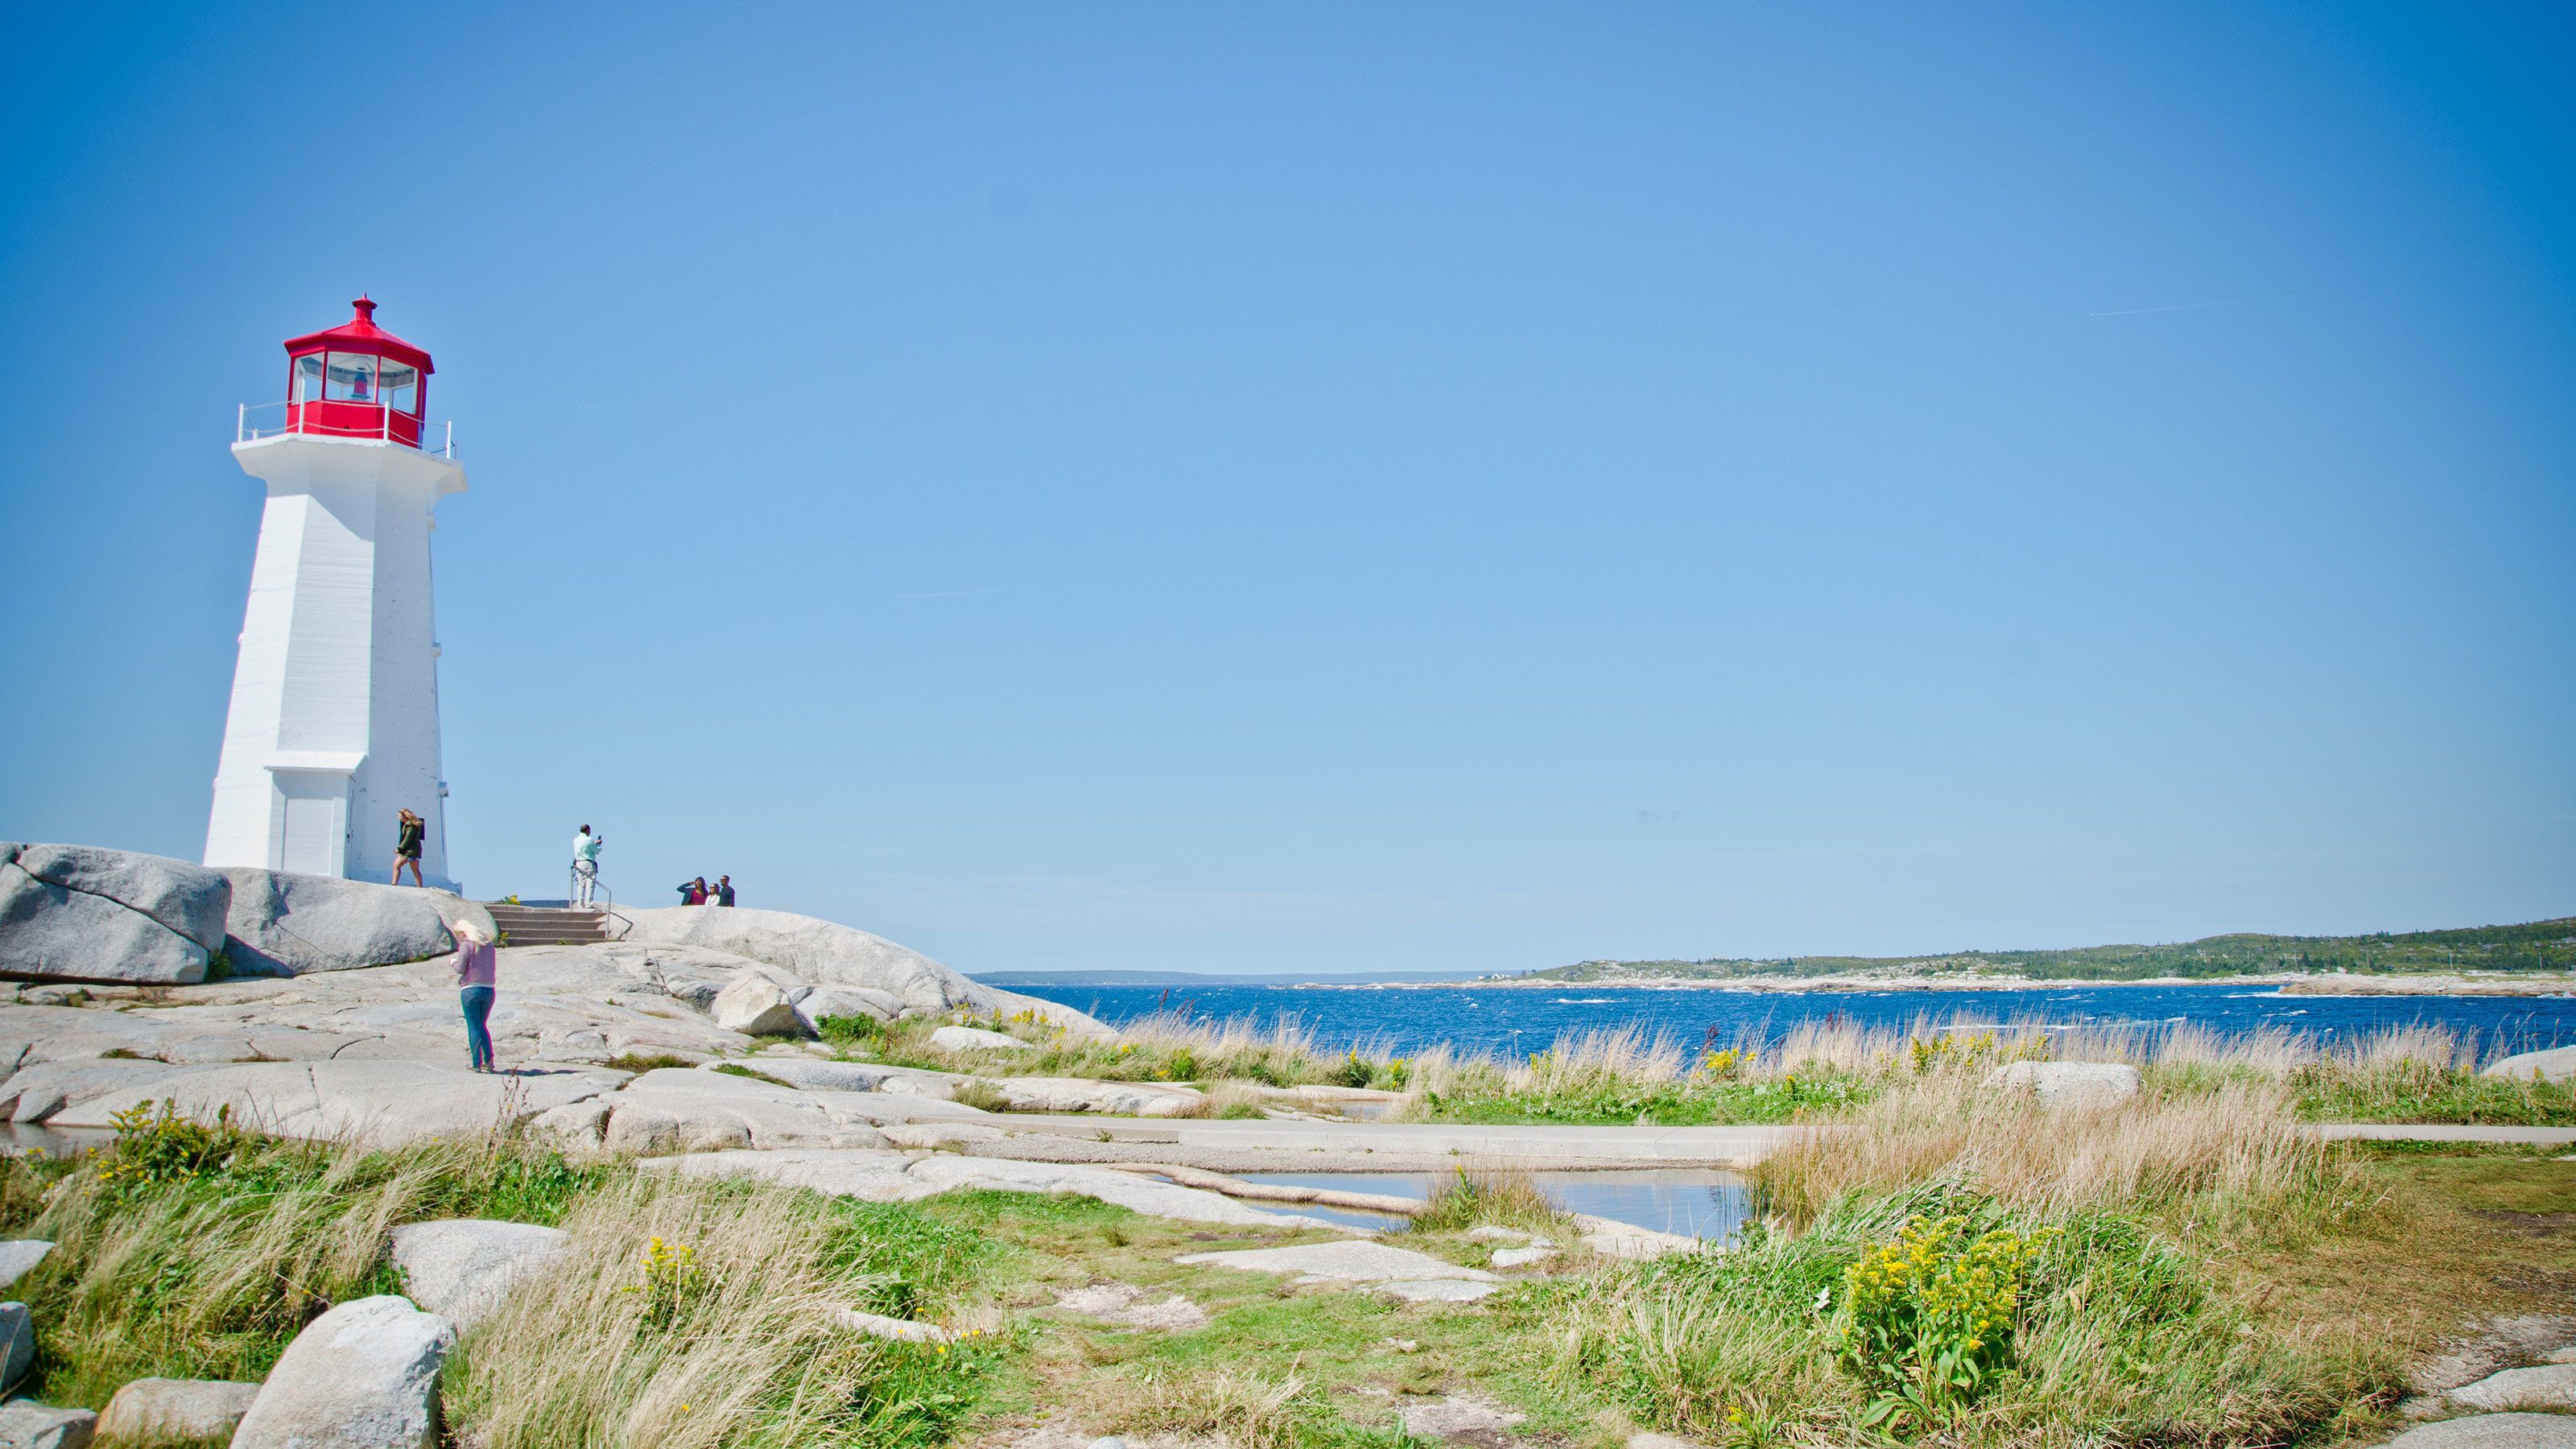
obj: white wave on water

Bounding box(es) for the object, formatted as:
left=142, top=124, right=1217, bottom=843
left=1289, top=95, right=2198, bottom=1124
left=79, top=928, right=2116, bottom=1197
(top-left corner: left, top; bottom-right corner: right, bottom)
left=2225, top=991, right=2285, bottom=998
left=1554, top=997, right=1616, bottom=1005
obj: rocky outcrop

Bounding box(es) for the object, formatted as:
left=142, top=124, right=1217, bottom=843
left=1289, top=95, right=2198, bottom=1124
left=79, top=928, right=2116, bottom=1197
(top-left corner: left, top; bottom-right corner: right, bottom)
left=2384, top=1415, right=2576, bottom=1447
left=617, top=907, right=1111, bottom=1036
left=2485, top=1046, right=2576, bottom=1083
left=388, top=1220, right=569, bottom=1330
left=792, top=985, right=903, bottom=1030
left=48, top=1060, right=624, bottom=1149
left=1984, top=1061, right=2141, bottom=1109
left=596, top=1068, right=892, bottom=1154
left=94, top=1378, right=260, bottom=1443
left=0, top=842, right=223, bottom=985
left=220, top=868, right=493, bottom=976
left=229, top=1295, right=455, bottom=1449
left=931, top=1025, right=1031, bottom=1053
left=2450, top=1364, right=2576, bottom=1410
left=975, top=1076, right=1203, bottom=1117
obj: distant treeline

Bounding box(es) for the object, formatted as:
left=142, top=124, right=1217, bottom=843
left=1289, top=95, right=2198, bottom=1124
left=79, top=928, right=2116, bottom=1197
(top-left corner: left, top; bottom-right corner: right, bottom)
left=1536, top=917, right=2576, bottom=982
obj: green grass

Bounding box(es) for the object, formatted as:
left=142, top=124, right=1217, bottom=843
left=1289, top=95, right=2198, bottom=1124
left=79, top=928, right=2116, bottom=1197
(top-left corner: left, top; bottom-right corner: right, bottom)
left=1544, top=1192, right=2392, bottom=1447
left=1411, top=1071, right=1875, bottom=1127
left=0, top=1109, right=1004, bottom=1447
left=2290, top=1060, right=2576, bottom=1125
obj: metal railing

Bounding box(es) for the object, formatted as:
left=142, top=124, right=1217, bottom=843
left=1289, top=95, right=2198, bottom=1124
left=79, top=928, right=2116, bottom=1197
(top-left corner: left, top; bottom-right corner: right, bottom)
left=237, top=401, right=457, bottom=459
left=569, top=862, right=613, bottom=914
left=568, top=864, right=630, bottom=939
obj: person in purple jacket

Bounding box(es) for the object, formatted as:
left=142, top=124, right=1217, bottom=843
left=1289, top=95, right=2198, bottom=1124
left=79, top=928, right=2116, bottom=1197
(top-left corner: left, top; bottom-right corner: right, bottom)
left=448, top=919, right=500, bottom=1073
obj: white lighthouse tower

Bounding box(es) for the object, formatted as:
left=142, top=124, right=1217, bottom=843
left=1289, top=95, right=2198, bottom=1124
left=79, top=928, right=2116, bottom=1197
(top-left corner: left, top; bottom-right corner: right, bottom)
left=204, top=298, right=465, bottom=890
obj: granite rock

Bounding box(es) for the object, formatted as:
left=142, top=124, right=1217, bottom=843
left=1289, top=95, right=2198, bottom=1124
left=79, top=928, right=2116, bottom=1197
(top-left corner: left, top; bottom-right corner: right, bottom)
left=229, top=1295, right=456, bottom=1449
left=94, top=1377, right=260, bottom=1443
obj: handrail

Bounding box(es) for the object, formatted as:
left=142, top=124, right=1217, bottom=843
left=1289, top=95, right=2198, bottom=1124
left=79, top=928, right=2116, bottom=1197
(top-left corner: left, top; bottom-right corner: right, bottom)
left=570, top=863, right=613, bottom=916
left=237, top=400, right=456, bottom=460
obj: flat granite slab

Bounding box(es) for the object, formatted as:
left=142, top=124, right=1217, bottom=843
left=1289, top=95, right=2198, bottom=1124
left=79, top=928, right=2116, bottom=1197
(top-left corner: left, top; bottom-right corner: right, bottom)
left=1174, top=1241, right=1497, bottom=1285
left=643, top=1149, right=1348, bottom=1228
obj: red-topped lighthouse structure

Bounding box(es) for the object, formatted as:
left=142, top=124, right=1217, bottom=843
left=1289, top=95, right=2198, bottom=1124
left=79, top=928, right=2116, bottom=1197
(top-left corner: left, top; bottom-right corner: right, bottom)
left=204, top=299, right=466, bottom=889
left=274, top=295, right=443, bottom=451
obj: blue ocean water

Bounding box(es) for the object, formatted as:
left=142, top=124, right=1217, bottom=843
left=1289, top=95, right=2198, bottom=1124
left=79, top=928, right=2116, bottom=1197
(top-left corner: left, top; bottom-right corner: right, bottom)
left=1006, top=982, right=2576, bottom=1061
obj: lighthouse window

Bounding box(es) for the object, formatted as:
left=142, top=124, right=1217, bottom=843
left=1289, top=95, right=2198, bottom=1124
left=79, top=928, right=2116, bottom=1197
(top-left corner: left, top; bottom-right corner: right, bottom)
left=295, top=353, right=325, bottom=403
left=324, top=352, right=381, bottom=403
left=378, top=361, right=419, bottom=414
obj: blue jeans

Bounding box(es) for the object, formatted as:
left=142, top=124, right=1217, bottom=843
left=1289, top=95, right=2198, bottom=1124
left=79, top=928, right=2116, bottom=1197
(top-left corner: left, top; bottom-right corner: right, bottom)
left=460, top=986, right=496, bottom=1071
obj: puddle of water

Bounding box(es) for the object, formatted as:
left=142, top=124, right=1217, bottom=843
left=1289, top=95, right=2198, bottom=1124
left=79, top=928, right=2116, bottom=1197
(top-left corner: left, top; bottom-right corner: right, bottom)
left=1233, top=1169, right=1751, bottom=1243
left=0, top=1121, right=114, bottom=1158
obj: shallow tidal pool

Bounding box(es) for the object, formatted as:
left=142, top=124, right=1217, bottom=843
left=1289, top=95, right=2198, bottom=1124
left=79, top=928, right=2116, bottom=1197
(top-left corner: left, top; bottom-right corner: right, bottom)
left=1230, top=1167, right=1752, bottom=1241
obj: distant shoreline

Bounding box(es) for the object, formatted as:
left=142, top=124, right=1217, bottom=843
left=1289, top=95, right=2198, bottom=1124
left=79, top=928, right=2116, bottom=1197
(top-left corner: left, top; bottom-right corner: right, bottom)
left=1007, top=972, right=2576, bottom=997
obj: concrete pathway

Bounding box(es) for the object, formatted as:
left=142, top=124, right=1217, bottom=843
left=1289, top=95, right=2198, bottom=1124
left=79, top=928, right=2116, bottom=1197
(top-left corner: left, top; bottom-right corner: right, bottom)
left=2307, top=1124, right=2576, bottom=1147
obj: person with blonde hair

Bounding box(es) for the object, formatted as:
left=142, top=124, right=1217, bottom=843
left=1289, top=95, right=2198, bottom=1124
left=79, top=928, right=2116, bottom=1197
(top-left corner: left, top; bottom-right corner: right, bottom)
left=448, top=918, right=500, bottom=1073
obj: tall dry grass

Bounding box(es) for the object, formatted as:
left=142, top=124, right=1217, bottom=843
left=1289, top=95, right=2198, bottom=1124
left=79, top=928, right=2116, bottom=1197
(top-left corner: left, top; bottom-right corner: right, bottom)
left=449, top=1167, right=976, bottom=1449
left=7, top=1127, right=592, bottom=1405
left=1753, top=1065, right=2372, bottom=1242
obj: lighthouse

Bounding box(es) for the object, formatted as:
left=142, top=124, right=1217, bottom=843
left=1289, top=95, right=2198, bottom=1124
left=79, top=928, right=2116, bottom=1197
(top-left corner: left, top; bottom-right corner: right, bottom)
left=203, top=298, right=466, bottom=890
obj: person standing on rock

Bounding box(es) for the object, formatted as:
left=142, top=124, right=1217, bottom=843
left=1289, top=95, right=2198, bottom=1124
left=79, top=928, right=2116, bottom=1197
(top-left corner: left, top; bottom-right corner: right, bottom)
left=449, top=919, right=499, bottom=1073
left=677, top=877, right=708, bottom=905
left=571, top=824, right=605, bottom=908
left=715, top=874, right=736, bottom=906
left=390, top=809, right=427, bottom=887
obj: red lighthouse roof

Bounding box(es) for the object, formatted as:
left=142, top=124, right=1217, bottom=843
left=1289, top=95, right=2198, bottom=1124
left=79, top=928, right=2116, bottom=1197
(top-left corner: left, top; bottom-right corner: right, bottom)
left=283, top=296, right=433, bottom=374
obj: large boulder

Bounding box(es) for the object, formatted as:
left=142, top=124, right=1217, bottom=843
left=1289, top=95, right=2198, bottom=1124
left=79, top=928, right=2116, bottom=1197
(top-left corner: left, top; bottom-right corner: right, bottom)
left=8, top=844, right=229, bottom=952
left=0, top=1301, right=30, bottom=1394
left=617, top=907, right=1111, bottom=1037
left=708, top=977, right=806, bottom=1037
left=220, top=868, right=494, bottom=977
left=1984, top=1061, right=2141, bottom=1109
left=0, top=843, right=214, bottom=985
left=94, top=1378, right=259, bottom=1443
left=0, top=1401, right=94, bottom=1449
left=0, top=1242, right=50, bottom=1290
left=229, top=1295, right=455, bottom=1449
left=2486, top=1046, right=2576, bottom=1083
left=388, top=1220, right=568, bottom=1330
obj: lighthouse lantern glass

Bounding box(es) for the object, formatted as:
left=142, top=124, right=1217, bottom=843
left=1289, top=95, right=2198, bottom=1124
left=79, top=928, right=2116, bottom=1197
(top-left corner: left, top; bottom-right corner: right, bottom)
left=324, top=352, right=379, bottom=403
left=378, top=361, right=419, bottom=414
left=295, top=353, right=325, bottom=402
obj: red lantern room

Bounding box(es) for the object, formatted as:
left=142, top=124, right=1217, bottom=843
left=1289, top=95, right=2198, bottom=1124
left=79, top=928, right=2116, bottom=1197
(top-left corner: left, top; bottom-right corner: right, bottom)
left=276, top=296, right=439, bottom=451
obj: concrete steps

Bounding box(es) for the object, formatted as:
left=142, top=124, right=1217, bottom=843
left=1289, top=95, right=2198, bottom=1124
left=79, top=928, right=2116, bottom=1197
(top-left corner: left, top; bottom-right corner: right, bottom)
left=482, top=902, right=609, bottom=946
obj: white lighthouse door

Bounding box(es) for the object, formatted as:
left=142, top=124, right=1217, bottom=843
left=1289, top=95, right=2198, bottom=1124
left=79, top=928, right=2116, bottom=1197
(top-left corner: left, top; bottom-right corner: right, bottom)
left=275, top=774, right=349, bottom=877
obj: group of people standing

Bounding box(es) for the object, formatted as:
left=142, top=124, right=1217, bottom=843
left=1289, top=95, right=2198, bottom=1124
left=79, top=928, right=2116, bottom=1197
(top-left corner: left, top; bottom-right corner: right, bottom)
left=676, top=874, right=736, bottom=906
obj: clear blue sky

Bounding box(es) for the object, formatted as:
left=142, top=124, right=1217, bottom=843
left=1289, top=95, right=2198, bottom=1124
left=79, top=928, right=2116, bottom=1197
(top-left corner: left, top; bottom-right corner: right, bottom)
left=3, top=3, right=2570, bottom=976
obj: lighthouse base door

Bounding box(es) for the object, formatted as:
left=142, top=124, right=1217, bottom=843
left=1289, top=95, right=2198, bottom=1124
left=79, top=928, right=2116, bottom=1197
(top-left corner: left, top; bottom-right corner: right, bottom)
left=271, top=770, right=351, bottom=877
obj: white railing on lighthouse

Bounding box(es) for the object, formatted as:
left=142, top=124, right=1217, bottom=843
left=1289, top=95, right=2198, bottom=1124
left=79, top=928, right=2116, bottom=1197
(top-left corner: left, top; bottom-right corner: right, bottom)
left=237, top=402, right=457, bottom=459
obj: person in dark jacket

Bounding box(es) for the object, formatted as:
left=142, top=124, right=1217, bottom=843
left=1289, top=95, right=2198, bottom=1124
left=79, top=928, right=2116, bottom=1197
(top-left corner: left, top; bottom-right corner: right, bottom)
left=677, top=877, right=708, bottom=906
left=391, top=809, right=427, bottom=886
left=715, top=875, right=737, bottom=907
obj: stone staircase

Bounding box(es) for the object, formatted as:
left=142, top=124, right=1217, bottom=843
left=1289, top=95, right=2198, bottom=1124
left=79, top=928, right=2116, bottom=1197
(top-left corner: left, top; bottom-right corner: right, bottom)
left=482, top=902, right=610, bottom=947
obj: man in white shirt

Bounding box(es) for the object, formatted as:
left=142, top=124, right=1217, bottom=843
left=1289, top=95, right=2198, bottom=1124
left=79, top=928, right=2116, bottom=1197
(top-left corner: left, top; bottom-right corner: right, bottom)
left=572, top=824, right=605, bottom=908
